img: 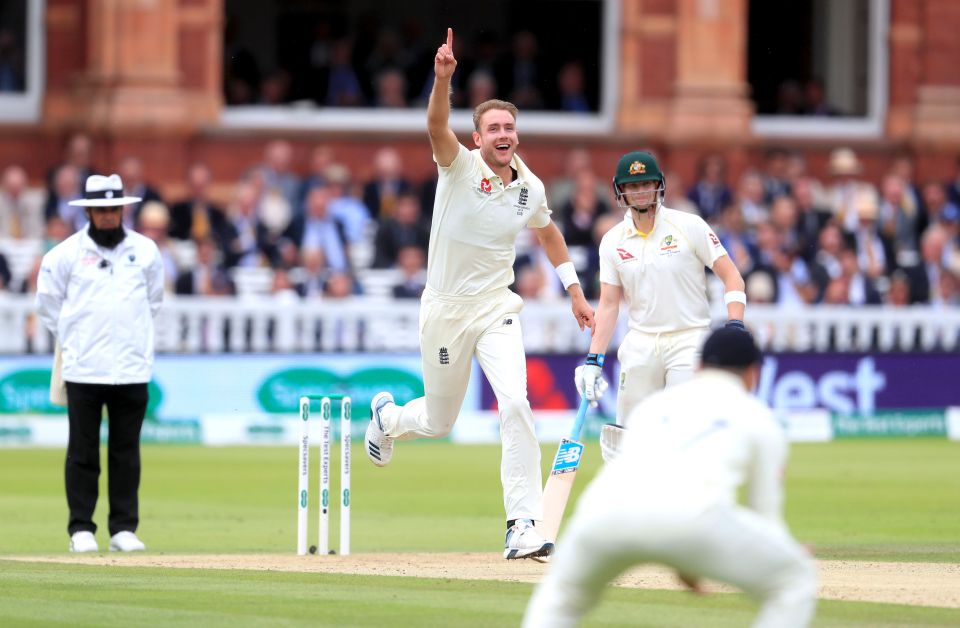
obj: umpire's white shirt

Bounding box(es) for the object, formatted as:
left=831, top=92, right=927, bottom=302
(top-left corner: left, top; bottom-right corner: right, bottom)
left=427, top=144, right=551, bottom=297
left=36, top=226, right=164, bottom=384
left=598, top=207, right=727, bottom=333
left=609, top=370, right=787, bottom=522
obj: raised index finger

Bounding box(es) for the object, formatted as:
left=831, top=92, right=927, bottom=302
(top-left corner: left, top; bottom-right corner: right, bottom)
left=446, top=28, right=453, bottom=49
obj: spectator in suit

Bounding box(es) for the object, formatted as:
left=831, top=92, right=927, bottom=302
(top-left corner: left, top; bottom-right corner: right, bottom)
left=226, top=181, right=273, bottom=268
left=547, top=148, right=605, bottom=213
left=45, top=165, right=84, bottom=231
left=295, top=247, right=327, bottom=299
left=465, top=69, right=498, bottom=109
left=391, top=245, right=427, bottom=299
left=258, top=140, right=301, bottom=219
left=850, top=191, right=893, bottom=281
left=505, top=31, right=544, bottom=109
left=922, top=181, right=960, bottom=228
left=324, top=164, right=372, bottom=245
left=136, top=201, right=178, bottom=293
left=372, top=191, right=430, bottom=268
left=325, top=38, right=365, bottom=107
left=362, top=147, right=412, bottom=222
left=889, top=154, right=926, bottom=220
left=0, top=165, right=46, bottom=239
left=885, top=269, right=913, bottom=307
left=733, top=169, right=769, bottom=227
left=289, top=186, right=350, bottom=273
left=324, top=271, right=357, bottom=298
left=878, top=173, right=925, bottom=268
left=791, top=176, right=833, bottom=261
left=687, top=153, right=733, bottom=222
left=556, top=60, right=590, bottom=113
left=715, top=202, right=759, bottom=275
left=558, top=170, right=609, bottom=248
left=900, top=226, right=948, bottom=304
left=839, top=246, right=881, bottom=305
left=373, top=67, right=408, bottom=108
left=174, top=236, right=235, bottom=296
left=298, top=145, right=336, bottom=208
left=761, top=147, right=791, bottom=203
left=46, top=133, right=96, bottom=212
left=169, top=162, right=237, bottom=262
left=118, top=156, right=163, bottom=227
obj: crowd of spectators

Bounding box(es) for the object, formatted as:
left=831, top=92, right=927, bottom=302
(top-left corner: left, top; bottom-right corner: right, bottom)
left=225, top=20, right=596, bottom=114
left=1, top=133, right=959, bottom=312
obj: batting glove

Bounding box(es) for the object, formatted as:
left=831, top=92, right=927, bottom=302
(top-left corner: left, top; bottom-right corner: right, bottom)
left=574, top=353, right=608, bottom=407
left=725, top=319, right=746, bottom=331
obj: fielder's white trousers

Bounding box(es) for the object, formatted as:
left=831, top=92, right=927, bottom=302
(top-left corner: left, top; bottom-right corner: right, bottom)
left=379, top=286, right=543, bottom=521
left=616, top=327, right=709, bottom=425
left=523, top=479, right=817, bottom=628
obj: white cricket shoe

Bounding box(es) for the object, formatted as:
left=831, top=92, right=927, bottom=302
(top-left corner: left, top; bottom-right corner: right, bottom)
left=69, top=531, right=98, bottom=553
left=109, top=531, right=146, bottom=552
left=504, top=519, right=554, bottom=562
left=366, top=392, right=395, bottom=467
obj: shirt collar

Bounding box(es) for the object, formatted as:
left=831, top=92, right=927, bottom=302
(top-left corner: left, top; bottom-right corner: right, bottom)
left=473, top=148, right=528, bottom=185
left=619, top=206, right=664, bottom=240
left=79, top=226, right=131, bottom=254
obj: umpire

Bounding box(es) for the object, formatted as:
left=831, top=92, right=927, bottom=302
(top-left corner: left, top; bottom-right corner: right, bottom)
left=36, top=174, right=164, bottom=553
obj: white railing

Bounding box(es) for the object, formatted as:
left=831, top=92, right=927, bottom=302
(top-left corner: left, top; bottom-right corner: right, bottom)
left=1, top=293, right=958, bottom=354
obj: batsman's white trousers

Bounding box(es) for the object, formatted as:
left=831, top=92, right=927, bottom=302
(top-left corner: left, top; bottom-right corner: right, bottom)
left=524, top=480, right=817, bottom=628
left=379, top=286, right=543, bottom=521
left=616, top=327, right=709, bottom=425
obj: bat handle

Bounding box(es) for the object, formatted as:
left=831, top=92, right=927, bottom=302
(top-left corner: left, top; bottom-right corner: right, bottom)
left=570, top=396, right=590, bottom=440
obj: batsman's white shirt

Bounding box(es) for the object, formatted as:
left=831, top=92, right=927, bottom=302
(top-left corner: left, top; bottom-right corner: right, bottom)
left=379, top=143, right=551, bottom=521
left=524, top=371, right=817, bottom=628
left=598, top=206, right=726, bottom=334
left=427, top=144, right=551, bottom=296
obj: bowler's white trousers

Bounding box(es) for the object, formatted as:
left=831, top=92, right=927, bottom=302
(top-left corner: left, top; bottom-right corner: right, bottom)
left=378, top=286, right=543, bottom=521
left=523, top=478, right=817, bottom=628
left=616, top=327, right=709, bottom=424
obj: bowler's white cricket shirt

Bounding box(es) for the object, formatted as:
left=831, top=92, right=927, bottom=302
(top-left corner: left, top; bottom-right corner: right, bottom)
left=598, top=206, right=726, bottom=333
left=611, top=370, right=787, bottom=524
left=427, top=144, right=551, bottom=296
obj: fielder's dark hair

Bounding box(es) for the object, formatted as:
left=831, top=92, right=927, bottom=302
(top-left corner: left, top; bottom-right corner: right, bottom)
left=473, top=99, right=518, bottom=131
left=700, top=327, right=762, bottom=369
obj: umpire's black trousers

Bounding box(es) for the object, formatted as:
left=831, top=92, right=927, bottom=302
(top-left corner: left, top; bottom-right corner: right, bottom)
left=65, top=382, right=148, bottom=536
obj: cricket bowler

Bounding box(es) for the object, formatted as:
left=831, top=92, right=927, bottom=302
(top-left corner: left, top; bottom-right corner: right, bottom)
left=364, top=28, right=594, bottom=561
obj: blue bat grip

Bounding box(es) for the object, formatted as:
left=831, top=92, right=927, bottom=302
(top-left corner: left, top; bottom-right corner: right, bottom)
left=570, top=396, right=590, bottom=440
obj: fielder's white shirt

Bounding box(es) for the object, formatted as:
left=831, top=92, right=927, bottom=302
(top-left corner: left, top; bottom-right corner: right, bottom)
left=598, top=206, right=726, bottom=333
left=609, top=370, right=787, bottom=525
left=427, top=144, right=551, bottom=297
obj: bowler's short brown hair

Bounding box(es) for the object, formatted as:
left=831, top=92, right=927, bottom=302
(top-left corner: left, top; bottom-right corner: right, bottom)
left=472, top=99, right=519, bottom=131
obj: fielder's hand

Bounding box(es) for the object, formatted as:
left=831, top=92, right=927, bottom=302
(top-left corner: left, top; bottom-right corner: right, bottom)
left=434, top=28, right=457, bottom=79
left=574, top=364, right=608, bottom=407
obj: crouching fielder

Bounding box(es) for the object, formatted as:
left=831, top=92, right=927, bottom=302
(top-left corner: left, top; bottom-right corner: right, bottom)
left=574, top=151, right=746, bottom=460
left=526, top=328, right=817, bottom=628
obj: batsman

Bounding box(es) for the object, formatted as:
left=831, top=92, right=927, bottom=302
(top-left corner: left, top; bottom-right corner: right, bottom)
left=365, top=28, right=594, bottom=561
left=576, top=151, right=746, bottom=461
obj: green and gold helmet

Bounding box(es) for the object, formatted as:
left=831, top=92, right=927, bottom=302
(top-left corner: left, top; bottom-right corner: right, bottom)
left=612, top=151, right=665, bottom=212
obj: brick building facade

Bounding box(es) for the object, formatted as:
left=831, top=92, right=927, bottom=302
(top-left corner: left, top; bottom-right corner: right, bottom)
left=2, top=0, right=959, bottom=197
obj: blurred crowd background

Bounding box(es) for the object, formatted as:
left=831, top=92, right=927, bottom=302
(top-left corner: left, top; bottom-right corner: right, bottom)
left=2, top=132, right=959, bottom=311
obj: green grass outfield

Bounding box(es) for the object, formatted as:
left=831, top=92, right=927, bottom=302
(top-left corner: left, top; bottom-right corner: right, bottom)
left=1, top=439, right=958, bottom=626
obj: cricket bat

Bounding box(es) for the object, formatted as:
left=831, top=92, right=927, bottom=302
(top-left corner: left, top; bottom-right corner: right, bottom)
left=540, top=396, right=590, bottom=543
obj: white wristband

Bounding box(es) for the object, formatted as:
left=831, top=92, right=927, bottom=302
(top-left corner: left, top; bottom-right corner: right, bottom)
left=555, top=261, right=580, bottom=290
left=724, top=290, right=747, bottom=305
